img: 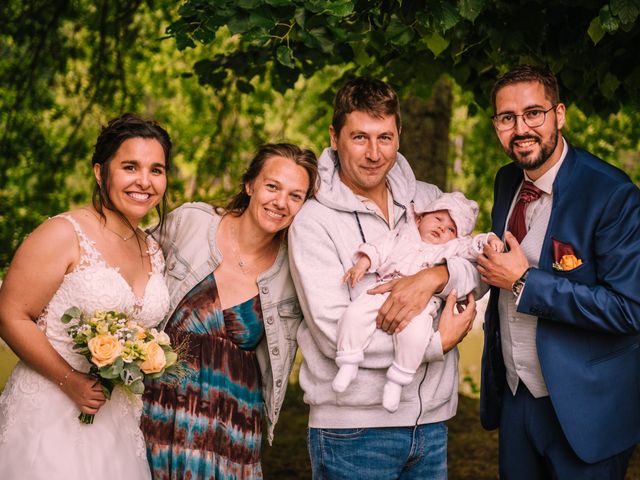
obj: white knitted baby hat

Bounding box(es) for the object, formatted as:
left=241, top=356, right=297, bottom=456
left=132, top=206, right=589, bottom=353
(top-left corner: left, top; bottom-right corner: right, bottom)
left=416, top=192, right=479, bottom=237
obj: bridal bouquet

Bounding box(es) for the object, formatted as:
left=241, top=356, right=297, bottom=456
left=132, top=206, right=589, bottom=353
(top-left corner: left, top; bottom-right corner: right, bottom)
left=61, top=307, right=182, bottom=424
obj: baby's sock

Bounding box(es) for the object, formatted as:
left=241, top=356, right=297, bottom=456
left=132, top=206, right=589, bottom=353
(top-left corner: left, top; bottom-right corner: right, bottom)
left=332, top=364, right=359, bottom=393
left=382, top=381, right=402, bottom=412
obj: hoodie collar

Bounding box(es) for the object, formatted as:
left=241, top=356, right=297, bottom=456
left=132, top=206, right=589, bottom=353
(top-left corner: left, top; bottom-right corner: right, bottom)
left=314, top=147, right=417, bottom=213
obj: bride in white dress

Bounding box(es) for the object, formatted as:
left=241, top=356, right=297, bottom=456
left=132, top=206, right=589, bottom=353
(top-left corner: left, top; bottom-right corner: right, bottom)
left=0, top=114, right=172, bottom=479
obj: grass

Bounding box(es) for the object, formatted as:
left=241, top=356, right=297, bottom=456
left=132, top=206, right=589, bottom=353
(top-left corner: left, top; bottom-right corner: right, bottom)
left=263, top=381, right=640, bottom=479
left=3, top=344, right=640, bottom=478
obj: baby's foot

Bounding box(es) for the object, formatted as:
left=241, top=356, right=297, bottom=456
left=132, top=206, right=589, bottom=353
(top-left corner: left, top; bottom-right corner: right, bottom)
left=332, top=364, right=359, bottom=393
left=382, top=381, right=402, bottom=412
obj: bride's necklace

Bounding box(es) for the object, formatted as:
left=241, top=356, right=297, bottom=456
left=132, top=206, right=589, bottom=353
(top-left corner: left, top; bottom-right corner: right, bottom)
left=230, top=222, right=277, bottom=275
left=85, top=208, right=136, bottom=241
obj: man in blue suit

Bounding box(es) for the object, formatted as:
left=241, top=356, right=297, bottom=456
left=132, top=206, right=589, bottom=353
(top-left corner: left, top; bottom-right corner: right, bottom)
left=477, top=64, right=640, bottom=478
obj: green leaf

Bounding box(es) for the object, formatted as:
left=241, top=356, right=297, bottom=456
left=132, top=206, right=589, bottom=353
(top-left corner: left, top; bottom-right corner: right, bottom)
left=294, top=6, right=306, bottom=29
left=276, top=45, right=295, bottom=68
left=237, top=0, right=261, bottom=8
left=459, top=0, right=485, bottom=22
left=193, top=27, right=216, bottom=44
left=265, top=0, right=293, bottom=6
left=350, top=41, right=373, bottom=67
left=248, top=10, right=276, bottom=30
left=164, top=351, right=178, bottom=368
left=175, top=32, right=196, bottom=50
left=588, top=17, right=605, bottom=45
left=386, top=16, right=414, bottom=46
left=129, top=379, right=145, bottom=395
left=61, top=306, right=82, bottom=324
left=432, top=1, right=461, bottom=32
left=228, top=14, right=251, bottom=35
left=610, top=0, right=639, bottom=24
left=307, top=27, right=334, bottom=53
left=424, top=32, right=450, bottom=57
left=324, top=0, right=354, bottom=17
left=601, top=72, right=620, bottom=99
left=100, top=363, right=122, bottom=380
left=599, top=5, right=620, bottom=33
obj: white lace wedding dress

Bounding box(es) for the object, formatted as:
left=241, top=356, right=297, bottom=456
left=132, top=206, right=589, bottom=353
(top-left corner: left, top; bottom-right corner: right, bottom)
left=0, top=215, right=170, bottom=480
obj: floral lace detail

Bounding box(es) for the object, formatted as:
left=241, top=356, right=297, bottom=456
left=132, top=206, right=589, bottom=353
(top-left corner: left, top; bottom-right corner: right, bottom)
left=0, top=369, right=19, bottom=443
left=0, top=213, right=170, bottom=468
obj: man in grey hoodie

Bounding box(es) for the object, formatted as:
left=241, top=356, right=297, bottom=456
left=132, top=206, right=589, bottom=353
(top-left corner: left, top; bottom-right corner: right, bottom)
left=288, top=77, right=480, bottom=479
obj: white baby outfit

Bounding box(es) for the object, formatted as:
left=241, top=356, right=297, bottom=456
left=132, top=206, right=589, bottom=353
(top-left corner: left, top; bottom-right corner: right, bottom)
left=333, top=193, right=490, bottom=412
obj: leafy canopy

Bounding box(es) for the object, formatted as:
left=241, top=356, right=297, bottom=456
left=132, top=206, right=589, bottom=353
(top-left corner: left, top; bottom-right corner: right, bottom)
left=170, top=0, right=640, bottom=114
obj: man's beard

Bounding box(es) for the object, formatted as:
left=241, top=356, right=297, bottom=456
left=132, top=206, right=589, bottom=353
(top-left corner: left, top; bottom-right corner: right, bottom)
left=506, top=128, right=559, bottom=171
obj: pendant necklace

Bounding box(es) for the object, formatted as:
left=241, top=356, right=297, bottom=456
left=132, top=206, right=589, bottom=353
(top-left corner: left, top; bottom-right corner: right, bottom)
left=85, top=208, right=136, bottom=241
left=230, top=222, right=276, bottom=275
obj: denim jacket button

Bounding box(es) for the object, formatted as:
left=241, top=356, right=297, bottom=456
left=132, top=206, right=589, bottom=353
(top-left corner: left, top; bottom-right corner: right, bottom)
left=272, top=347, right=279, bottom=356
left=266, top=316, right=274, bottom=325
left=261, top=286, right=269, bottom=294
left=276, top=379, right=283, bottom=388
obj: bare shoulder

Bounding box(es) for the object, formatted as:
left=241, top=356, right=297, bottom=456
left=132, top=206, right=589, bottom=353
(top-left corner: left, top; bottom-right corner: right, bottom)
left=11, top=213, right=79, bottom=271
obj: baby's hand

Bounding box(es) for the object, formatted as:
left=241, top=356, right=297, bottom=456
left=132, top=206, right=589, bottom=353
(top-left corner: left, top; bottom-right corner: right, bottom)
left=488, top=234, right=505, bottom=253
left=343, top=266, right=366, bottom=288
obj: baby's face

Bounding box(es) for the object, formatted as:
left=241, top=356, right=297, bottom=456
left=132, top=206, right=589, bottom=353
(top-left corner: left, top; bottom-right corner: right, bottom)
left=417, top=210, right=457, bottom=244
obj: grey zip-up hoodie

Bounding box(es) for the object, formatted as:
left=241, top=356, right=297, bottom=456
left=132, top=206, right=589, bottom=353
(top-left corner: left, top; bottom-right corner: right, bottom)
left=288, top=148, right=480, bottom=428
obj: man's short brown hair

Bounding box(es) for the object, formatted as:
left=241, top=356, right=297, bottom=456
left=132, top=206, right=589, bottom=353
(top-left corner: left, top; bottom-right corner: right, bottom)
left=491, top=65, right=560, bottom=112
left=332, top=77, right=401, bottom=136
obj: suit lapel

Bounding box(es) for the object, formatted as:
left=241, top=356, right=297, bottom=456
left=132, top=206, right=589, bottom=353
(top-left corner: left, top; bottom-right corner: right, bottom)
left=492, top=165, right=523, bottom=237
left=539, top=145, right=578, bottom=271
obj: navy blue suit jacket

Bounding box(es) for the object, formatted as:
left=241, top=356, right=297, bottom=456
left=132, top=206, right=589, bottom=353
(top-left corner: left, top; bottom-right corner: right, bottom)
left=480, top=144, right=640, bottom=463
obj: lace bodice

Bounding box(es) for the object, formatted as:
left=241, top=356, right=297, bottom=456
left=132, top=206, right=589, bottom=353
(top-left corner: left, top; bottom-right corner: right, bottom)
left=38, top=215, right=170, bottom=370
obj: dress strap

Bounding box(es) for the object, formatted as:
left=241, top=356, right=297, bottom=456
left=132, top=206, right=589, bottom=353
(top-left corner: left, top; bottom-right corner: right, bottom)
left=145, top=234, right=165, bottom=275
left=54, top=214, right=104, bottom=270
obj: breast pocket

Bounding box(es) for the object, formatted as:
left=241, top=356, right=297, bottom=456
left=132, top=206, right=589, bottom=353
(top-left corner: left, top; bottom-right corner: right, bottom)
left=165, top=252, right=188, bottom=280
left=277, top=300, right=302, bottom=341
left=553, top=258, right=594, bottom=284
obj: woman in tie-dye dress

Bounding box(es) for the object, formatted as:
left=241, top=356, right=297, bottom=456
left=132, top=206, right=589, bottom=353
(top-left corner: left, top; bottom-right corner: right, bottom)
left=141, top=144, right=318, bottom=479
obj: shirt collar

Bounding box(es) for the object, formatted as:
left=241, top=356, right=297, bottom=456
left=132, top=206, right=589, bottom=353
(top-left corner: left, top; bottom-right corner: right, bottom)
left=355, top=181, right=395, bottom=226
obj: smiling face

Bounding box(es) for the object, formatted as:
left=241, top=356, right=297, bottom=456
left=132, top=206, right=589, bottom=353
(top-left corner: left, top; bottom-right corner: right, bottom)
left=417, top=210, right=458, bottom=244
left=494, top=81, right=566, bottom=177
left=330, top=110, right=399, bottom=198
left=244, top=155, right=311, bottom=234
left=93, top=137, right=167, bottom=225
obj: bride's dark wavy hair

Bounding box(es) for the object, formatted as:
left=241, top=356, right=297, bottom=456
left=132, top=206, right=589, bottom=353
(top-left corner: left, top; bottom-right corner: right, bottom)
left=91, top=113, right=173, bottom=240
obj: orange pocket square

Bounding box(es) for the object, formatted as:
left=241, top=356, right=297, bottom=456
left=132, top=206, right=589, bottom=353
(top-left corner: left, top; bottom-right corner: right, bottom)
left=552, top=238, right=582, bottom=271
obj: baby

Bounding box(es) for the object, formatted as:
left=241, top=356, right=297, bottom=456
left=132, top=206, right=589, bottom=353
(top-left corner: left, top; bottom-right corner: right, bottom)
left=332, top=192, right=503, bottom=412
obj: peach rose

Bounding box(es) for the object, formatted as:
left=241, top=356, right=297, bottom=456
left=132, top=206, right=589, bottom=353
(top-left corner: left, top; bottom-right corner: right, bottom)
left=140, top=341, right=166, bottom=374
left=559, top=254, right=582, bottom=271
left=88, top=334, right=123, bottom=367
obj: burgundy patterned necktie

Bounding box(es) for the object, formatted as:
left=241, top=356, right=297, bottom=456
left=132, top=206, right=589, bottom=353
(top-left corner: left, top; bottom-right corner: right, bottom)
left=507, top=181, right=543, bottom=243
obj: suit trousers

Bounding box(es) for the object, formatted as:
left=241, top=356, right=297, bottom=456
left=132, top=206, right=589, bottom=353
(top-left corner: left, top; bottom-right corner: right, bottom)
left=499, top=383, right=635, bottom=479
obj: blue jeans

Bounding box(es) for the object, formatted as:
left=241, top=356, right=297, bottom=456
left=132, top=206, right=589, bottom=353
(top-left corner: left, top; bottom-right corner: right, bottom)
left=307, top=423, right=448, bottom=480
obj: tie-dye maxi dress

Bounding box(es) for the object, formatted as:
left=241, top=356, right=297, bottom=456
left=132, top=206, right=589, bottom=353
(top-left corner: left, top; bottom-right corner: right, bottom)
left=141, top=271, right=265, bottom=480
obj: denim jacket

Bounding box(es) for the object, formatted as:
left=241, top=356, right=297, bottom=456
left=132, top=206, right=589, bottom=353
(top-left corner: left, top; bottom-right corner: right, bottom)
left=155, top=202, right=302, bottom=444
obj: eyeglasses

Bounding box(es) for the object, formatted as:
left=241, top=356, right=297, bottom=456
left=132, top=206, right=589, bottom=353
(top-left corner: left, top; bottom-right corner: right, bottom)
left=491, top=105, right=557, bottom=131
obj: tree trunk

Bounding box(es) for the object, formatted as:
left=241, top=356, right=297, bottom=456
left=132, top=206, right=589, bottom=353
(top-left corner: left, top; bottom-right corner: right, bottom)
left=399, top=77, right=453, bottom=191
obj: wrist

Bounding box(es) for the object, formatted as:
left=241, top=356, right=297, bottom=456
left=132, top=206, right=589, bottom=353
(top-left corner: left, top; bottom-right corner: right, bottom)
left=58, top=367, right=76, bottom=389
left=425, top=264, right=448, bottom=293
left=511, top=268, right=531, bottom=297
